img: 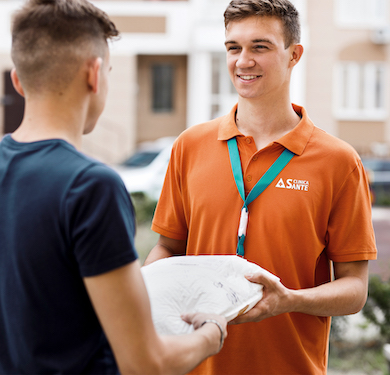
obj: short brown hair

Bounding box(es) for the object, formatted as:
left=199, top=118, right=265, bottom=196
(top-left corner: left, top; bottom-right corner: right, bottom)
left=11, top=0, right=119, bottom=93
left=224, top=0, right=300, bottom=48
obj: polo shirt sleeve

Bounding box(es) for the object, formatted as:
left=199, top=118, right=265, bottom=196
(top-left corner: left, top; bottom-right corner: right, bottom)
left=64, top=164, right=138, bottom=277
left=326, top=159, right=377, bottom=262
left=152, top=139, right=189, bottom=240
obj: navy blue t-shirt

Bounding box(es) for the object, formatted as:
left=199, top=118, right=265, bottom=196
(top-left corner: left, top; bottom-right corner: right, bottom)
left=0, top=135, right=138, bottom=374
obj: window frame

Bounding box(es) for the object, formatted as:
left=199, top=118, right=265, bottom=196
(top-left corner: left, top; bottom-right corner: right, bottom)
left=210, top=53, right=238, bottom=119
left=151, top=63, right=175, bottom=113
left=334, top=61, right=387, bottom=121
left=335, top=0, right=389, bottom=29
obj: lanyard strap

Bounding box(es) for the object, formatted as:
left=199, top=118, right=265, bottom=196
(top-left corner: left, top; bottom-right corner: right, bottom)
left=227, top=137, right=295, bottom=256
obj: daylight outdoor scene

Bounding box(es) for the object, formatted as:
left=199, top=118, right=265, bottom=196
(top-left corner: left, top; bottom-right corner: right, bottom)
left=1, top=0, right=390, bottom=373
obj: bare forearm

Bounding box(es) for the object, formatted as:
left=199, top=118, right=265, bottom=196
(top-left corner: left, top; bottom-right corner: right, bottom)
left=144, top=235, right=186, bottom=266
left=290, top=275, right=368, bottom=317
left=231, top=261, right=369, bottom=324
left=144, top=244, right=173, bottom=266
left=86, top=262, right=225, bottom=375
left=156, top=324, right=221, bottom=375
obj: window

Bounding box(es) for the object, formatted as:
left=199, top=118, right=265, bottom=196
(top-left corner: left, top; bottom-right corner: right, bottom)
left=336, top=0, right=388, bottom=28
left=152, top=64, right=174, bottom=112
left=335, top=62, right=386, bottom=120
left=211, top=53, right=237, bottom=119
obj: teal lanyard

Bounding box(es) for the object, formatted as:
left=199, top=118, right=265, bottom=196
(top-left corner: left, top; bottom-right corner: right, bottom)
left=227, top=137, right=295, bottom=257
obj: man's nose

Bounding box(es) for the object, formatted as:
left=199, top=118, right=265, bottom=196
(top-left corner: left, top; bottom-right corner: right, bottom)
left=236, top=50, right=256, bottom=69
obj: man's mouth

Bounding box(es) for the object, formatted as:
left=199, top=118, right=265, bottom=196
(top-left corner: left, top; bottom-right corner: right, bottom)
left=238, top=75, right=261, bottom=81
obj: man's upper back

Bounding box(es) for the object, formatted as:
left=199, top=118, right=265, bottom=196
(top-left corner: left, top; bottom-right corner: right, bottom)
left=0, top=135, right=137, bottom=374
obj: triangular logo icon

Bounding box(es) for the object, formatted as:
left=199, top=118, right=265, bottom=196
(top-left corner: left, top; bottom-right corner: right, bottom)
left=275, top=178, right=285, bottom=188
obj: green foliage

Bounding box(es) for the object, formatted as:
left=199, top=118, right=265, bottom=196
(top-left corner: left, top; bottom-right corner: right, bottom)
left=330, top=315, right=347, bottom=341
left=372, top=186, right=390, bottom=206
left=130, top=193, right=157, bottom=224
left=129, top=193, right=159, bottom=264
left=363, top=276, right=390, bottom=342
left=328, top=340, right=388, bottom=374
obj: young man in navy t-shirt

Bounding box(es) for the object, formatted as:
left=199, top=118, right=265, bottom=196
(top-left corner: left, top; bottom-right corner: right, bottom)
left=0, top=1, right=226, bottom=373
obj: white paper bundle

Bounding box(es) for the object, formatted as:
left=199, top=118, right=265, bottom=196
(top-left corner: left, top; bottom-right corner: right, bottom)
left=141, top=255, right=275, bottom=335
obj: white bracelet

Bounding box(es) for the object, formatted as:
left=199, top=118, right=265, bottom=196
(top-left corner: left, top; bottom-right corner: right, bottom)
left=200, top=319, right=225, bottom=351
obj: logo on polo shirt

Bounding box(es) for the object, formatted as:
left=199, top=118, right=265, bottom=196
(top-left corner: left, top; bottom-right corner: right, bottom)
left=276, top=178, right=310, bottom=192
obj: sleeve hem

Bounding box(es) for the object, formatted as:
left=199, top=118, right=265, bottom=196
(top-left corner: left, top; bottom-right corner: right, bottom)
left=80, top=254, right=138, bottom=277
left=151, top=222, right=188, bottom=241
left=329, top=251, right=377, bottom=263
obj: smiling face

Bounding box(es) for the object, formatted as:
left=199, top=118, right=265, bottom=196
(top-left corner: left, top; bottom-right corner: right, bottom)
left=225, top=16, right=301, bottom=102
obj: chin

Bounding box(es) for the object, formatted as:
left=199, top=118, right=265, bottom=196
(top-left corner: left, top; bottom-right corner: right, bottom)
left=83, top=122, right=97, bottom=135
left=238, top=93, right=264, bottom=100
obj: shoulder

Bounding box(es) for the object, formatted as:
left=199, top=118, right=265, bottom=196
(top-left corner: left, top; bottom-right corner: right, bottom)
left=306, top=127, right=369, bottom=203
left=177, top=117, right=222, bottom=144
left=297, top=106, right=361, bottom=169
left=49, top=142, right=126, bottom=191
left=172, top=117, right=223, bottom=159
left=69, top=163, right=128, bottom=205
left=78, top=163, right=124, bottom=187
left=313, top=127, right=358, bottom=154
left=310, top=126, right=362, bottom=169
left=49, top=144, right=130, bottom=209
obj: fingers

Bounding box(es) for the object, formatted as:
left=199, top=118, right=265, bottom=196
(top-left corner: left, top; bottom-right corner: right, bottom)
left=229, top=298, right=269, bottom=325
left=180, top=312, right=194, bottom=325
left=181, top=312, right=208, bottom=328
left=181, top=312, right=227, bottom=334
left=245, top=269, right=280, bottom=285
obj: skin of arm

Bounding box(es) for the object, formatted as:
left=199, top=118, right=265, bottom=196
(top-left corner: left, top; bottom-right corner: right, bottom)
left=84, top=260, right=227, bottom=375
left=143, top=235, right=187, bottom=266
left=230, top=260, right=369, bottom=324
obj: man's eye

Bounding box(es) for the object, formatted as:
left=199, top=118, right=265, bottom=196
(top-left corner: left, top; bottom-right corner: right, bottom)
left=227, top=46, right=240, bottom=51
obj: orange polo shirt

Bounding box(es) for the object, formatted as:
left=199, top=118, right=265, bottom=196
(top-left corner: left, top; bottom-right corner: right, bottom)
left=152, top=104, right=377, bottom=375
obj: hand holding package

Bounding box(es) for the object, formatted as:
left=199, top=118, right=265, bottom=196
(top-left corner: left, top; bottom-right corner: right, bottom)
left=141, top=255, right=276, bottom=335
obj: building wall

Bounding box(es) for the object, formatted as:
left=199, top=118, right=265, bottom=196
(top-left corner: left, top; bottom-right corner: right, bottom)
left=1, top=0, right=389, bottom=163
left=137, top=54, right=187, bottom=143
left=82, top=54, right=137, bottom=163
left=305, top=0, right=338, bottom=136
left=305, top=0, right=390, bottom=156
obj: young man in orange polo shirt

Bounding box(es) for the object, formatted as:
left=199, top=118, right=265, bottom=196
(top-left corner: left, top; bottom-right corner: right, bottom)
left=0, top=0, right=227, bottom=373
left=146, top=0, right=377, bottom=374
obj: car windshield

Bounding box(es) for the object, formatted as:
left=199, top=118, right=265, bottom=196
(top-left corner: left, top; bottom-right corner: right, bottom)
left=122, top=151, right=159, bottom=168
left=362, top=159, right=390, bottom=171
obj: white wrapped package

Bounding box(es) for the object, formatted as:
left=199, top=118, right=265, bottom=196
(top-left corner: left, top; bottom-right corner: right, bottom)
left=141, top=255, right=277, bottom=335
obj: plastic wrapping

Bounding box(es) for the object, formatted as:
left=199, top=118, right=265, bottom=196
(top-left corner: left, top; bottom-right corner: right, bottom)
left=141, top=255, right=272, bottom=335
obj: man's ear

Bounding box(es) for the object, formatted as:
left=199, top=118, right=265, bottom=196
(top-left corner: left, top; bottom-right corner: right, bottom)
left=10, top=68, right=25, bottom=97
left=87, top=57, right=103, bottom=94
left=289, top=44, right=304, bottom=67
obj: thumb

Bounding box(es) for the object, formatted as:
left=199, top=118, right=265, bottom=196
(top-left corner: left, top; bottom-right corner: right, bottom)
left=181, top=313, right=194, bottom=324
left=245, top=269, right=280, bottom=285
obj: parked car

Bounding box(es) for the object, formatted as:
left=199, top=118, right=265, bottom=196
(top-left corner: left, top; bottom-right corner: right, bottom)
left=361, top=158, right=390, bottom=204
left=113, top=137, right=176, bottom=201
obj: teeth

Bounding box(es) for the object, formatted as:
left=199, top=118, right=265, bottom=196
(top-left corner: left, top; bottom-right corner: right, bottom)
left=240, top=75, right=258, bottom=80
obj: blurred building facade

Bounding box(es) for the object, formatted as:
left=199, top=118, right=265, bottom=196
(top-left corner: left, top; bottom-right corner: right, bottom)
left=0, top=0, right=389, bottom=163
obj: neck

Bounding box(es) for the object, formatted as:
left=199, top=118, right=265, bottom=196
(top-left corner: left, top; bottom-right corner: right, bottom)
left=235, top=96, right=300, bottom=150
left=12, top=91, right=89, bottom=150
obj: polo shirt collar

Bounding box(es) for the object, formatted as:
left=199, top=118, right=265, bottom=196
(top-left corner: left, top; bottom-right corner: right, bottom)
left=217, top=103, right=314, bottom=156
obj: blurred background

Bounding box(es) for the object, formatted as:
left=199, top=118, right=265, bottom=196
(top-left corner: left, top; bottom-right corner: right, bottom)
left=1, top=0, right=390, bottom=373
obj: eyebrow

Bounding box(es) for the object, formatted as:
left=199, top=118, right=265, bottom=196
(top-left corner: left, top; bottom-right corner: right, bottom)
left=224, top=38, right=275, bottom=46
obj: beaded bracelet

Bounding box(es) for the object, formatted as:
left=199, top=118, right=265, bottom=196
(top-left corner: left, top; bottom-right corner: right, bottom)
left=200, top=319, right=225, bottom=351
